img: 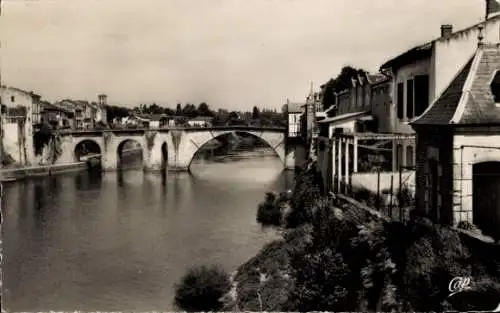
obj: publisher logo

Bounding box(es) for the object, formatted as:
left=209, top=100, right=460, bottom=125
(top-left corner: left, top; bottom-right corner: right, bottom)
left=448, top=276, right=472, bottom=297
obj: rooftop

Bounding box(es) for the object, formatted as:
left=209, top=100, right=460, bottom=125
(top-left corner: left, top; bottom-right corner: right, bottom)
left=318, top=111, right=371, bottom=125
left=412, top=42, right=500, bottom=126
left=190, top=116, right=214, bottom=122
left=380, top=14, right=500, bottom=71
left=287, top=102, right=304, bottom=114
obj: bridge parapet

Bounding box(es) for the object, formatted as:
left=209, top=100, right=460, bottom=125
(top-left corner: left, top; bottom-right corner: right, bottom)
left=54, top=125, right=286, bottom=135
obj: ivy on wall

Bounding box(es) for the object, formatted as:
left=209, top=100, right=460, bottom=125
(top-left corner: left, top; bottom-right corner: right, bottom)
left=103, top=131, right=113, bottom=148
left=52, top=134, right=63, bottom=163
left=171, top=130, right=182, bottom=151
left=145, top=131, right=157, bottom=151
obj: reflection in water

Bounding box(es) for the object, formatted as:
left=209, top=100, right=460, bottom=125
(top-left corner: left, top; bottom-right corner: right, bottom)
left=2, top=153, right=292, bottom=312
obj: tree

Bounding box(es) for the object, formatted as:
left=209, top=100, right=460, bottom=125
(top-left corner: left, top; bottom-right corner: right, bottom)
left=182, top=103, right=198, bottom=118
left=228, top=111, right=239, bottom=120
left=164, top=107, right=175, bottom=115
left=212, top=109, right=229, bottom=126
left=321, top=66, right=368, bottom=111
left=105, top=105, right=131, bottom=123
left=176, top=103, right=183, bottom=115
left=252, top=106, right=260, bottom=120
left=197, top=102, right=213, bottom=117
left=174, top=264, right=231, bottom=312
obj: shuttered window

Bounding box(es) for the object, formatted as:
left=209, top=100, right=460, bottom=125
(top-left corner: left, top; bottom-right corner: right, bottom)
left=406, top=79, right=414, bottom=118
left=414, top=75, right=430, bottom=116
left=397, top=83, right=404, bottom=119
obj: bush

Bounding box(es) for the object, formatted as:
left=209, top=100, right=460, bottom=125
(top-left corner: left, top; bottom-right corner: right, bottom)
left=174, top=264, right=231, bottom=312
left=257, top=192, right=284, bottom=227
left=396, top=187, right=414, bottom=209
left=285, top=168, right=321, bottom=228
left=456, top=220, right=480, bottom=233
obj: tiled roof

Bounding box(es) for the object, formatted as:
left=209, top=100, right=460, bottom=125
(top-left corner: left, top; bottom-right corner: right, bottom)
left=411, top=57, right=473, bottom=125
left=190, top=116, right=214, bottom=122
left=413, top=43, right=500, bottom=126
left=150, top=114, right=170, bottom=121
left=0, top=85, right=40, bottom=98
left=287, top=102, right=304, bottom=113
left=367, top=73, right=388, bottom=85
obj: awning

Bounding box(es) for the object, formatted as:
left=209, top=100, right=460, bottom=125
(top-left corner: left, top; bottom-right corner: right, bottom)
left=317, top=111, right=371, bottom=125
left=357, top=115, right=374, bottom=121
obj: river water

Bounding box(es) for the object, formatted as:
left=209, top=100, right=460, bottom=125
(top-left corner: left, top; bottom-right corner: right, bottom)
left=2, top=150, right=294, bottom=311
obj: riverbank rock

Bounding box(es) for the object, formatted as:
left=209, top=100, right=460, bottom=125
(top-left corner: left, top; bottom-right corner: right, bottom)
left=233, top=225, right=312, bottom=311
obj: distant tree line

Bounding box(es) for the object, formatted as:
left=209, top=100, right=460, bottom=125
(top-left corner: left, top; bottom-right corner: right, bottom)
left=105, top=102, right=287, bottom=127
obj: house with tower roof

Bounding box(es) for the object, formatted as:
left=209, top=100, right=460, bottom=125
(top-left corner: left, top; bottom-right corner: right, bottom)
left=411, top=24, right=500, bottom=240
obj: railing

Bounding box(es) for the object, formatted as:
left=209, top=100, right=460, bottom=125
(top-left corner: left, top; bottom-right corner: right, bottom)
left=55, top=125, right=287, bottom=134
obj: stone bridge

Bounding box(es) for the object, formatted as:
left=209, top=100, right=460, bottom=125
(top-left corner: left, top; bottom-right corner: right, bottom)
left=52, top=126, right=300, bottom=171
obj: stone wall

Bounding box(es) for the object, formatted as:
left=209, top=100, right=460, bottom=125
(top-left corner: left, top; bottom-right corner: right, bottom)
left=415, top=127, right=454, bottom=224
left=453, top=132, right=500, bottom=226
left=351, top=170, right=415, bottom=194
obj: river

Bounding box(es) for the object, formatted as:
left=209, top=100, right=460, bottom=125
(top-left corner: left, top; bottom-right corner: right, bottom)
left=2, top=149, right=294, bottom=311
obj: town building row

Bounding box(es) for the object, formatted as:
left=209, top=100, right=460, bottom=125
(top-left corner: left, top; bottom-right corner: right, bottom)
left=0, top=85, right=108, bottom=131
left=287, top=0, right=500, bottom=237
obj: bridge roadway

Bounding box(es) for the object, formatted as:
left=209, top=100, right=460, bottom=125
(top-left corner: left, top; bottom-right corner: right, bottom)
left=51, top=125, right=301, bottom=172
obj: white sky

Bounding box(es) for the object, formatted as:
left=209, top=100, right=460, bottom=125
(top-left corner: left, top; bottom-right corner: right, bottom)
left=0, top=0, right=485, bottom=110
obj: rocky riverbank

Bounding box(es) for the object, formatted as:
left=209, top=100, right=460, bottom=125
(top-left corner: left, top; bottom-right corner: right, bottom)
left=224, top=163, right=500, bottom=312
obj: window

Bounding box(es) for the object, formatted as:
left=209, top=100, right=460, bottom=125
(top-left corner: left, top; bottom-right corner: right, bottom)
left=397, top=83, right=404, bottom=119
left=10, top=96, right=15, bottom=102
left=415, top=75, right=430, bottom=116
left=406, top=146, right=414, bottom=167
left=491, top=71, right=500, bottom=105
left=406, top=79, right=414, bottom=118
left=396, top=144, right=403, bottom=169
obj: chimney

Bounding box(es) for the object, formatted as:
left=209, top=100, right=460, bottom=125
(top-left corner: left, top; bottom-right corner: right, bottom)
left=486, top=0, right=500, bottom=19
left=441, top=24, right=453, bottom=38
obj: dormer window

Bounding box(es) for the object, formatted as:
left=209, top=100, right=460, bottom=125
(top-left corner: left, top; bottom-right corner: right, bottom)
left=491, top=71, right=500, bottom=107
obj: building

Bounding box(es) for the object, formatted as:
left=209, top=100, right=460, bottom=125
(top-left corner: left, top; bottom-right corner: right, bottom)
left=41, top=102, right=74, bottom=129
left=286, top=100, right=304, bottom=137
left=187, top=116, right=213, bottom=127
left=318, top=71, right=385, bottom=135
left=148, top=114, right=170, bottom=128
left=411, top=31, right=500, bottom=240
left=0, top=85, right=39, bottom=165
left=55, top=96, right=108, bottom=129
left=379, top=0, right=500, bottom=170
left=97, top=94, right=108, bottom=123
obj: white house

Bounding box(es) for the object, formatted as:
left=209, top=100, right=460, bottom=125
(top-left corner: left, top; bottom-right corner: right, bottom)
left=187, top=116, right=213, bottom=127
left=0, top=85, right=39, bottom=165
left=286, top=100, right=304, bottom=138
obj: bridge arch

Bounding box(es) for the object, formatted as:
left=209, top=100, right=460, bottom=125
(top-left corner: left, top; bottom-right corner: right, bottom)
left=117, top=138, right=144, bottom=169
left=74, top=139, right=103, bottom=162
left=183, top=130, right=285, bottom=171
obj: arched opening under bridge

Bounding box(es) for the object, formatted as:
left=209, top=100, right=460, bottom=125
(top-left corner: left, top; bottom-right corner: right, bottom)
left=117, top=139, right=143, bottom=170
left=189, top=131, right=283, bottom=173
left=74, top=140, right=102, bottom=169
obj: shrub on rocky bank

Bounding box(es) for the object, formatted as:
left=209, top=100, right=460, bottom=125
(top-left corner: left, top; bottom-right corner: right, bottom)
left=174, top=264, right=231, bottom=312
